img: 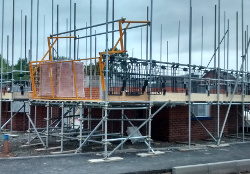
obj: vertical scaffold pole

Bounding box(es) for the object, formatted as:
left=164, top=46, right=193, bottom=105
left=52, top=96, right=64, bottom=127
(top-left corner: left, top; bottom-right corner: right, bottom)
left=61, top=102, right=64, bottom=152
left=28, top=102, right=31, bottom=145
left=30, top=0, right=32, bottom=62
left=51, top=0, right=54, bottom=60
left=66, top=18, right=68, bottom=58
left=90, top=0, right=92, bottom=99
left=11, top=0, right=15, bottom=135
left=148, top=0, right=153, bottom=153
left=43, top=15, right=45, bottom=55
left=201, top=16, right=203, bottom=66
left=34, top=105, right=37, bottom=129
left=178, top=20, right=180, bottom=64
left=79, top=103, right=83, bottom=150
left=167, top=41, right=168, bottom=75
left=74, top=3, right=76, bottom=60
left=57, top=4, right=59, bottom=60
left=36, top=0, right=39, bottom=62
left=85, top=22, right=87, bottom=74
left=46, top=103, right=49, bottom=147
left=121, top=108, right=124, bottom=150
left=188, top=0, right=192, bottom=149
left=160, top=24, right=162, bottom=63
left=214, top=5, right=217, bottom=137
left=104, top=0, right=109, bottom=159
left=141, top=28, right=142, bottom=59
left=0, top=0, right=5, bottom=132
left=217, top=0, right=221, bottom=138
left=146, top=6, right=149, bottom=77
left=224, top=11, right=226, bottom=71
left=69, top=0, right=71, bottom=59
left=20, top=10, right=22, bottom=81
left=236, top=12, right=239, bottom=137
left=25, top=16, right=27, bottom=70
left=112, top=0, right=114, bottom=48
left=241, top=0, right=245, bottom=142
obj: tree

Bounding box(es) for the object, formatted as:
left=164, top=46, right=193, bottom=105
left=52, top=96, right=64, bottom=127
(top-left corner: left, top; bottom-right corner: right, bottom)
left=13, top=58, right=29, bottom=82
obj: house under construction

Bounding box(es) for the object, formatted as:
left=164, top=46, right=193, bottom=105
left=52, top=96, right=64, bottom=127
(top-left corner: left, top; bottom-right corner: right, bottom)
left=0, top=0, right=249, bottom=159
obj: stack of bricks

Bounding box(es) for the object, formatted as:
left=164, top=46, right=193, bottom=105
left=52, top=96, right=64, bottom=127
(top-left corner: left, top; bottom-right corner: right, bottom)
left=38, top=61, right=85, bottom=98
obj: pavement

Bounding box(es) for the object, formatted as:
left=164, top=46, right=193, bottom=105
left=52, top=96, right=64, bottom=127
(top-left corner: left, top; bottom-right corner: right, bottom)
left=0, top=142, right=250, bottom=174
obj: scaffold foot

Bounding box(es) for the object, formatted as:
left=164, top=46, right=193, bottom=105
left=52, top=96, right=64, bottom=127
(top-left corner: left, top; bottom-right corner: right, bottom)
left=208, top=144, right=230, bottom=148
left=88, top=157, right=123, bottom=163
left=136, top=151, right=165, bottom=157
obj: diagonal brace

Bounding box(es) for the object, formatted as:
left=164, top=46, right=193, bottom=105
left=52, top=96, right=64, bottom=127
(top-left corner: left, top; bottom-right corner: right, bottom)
left=75, top=113, right=108, bottom=153
left=26, top=113, right=46, bottom=147
left=1, top=104, right=25, bottom=130
left=106, top=101, right=170, bottom=158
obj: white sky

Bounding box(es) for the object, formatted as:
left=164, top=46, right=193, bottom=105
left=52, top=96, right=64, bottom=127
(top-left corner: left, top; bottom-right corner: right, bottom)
left=1, top=0, right=250, bottom=71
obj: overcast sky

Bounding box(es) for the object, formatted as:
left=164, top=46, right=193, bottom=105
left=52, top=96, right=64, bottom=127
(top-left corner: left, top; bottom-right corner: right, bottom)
left=1, top=0, right=250, bottom=71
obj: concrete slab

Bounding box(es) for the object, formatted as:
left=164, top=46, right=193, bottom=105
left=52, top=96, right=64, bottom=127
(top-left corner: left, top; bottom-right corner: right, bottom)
left=88, top=157, right=123, bottom=163
left=208, top=161, right=237, bottom=174
left=208, top=144, right=230, bottom=148
left=137, top=151, right=165, bottom=157
left=236, top=159, right=250, bottom=172
left=173, top=164, right=209, bottom=174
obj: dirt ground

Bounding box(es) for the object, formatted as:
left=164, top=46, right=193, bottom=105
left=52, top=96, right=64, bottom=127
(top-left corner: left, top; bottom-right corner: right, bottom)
left=0, top=131, right=247, bottom=158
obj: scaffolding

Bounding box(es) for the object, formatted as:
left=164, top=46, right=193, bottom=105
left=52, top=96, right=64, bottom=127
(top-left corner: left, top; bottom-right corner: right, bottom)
left=1, top=0, right=250, bottom=160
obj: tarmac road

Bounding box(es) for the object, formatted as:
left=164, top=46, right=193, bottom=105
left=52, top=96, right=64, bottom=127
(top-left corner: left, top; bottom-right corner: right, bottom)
left=0, top=142, right=250, bottom=174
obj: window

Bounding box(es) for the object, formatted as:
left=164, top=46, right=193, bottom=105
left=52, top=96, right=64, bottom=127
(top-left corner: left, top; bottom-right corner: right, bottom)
left=191, top=105, right=210, bottom=118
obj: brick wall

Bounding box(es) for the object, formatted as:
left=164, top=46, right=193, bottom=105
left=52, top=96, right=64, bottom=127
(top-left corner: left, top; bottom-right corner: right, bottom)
left=1, top=102, right=28, bottom=131
left=84, top=87, right=100, bottom=99
left=0, top=101, right=241, bottom=142
left=0, top=102, right=61, bottom=131
left=151, top=105, right=240, bottom=142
